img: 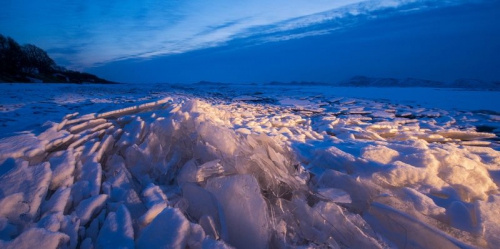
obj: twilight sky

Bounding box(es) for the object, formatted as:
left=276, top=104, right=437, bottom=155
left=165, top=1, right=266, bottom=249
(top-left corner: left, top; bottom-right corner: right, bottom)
left=1, top=0, right=499, bottom=83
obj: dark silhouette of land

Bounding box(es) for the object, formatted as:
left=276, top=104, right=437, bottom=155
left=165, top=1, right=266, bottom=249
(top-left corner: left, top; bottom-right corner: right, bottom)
left=0, top=34, right=114, bottom=84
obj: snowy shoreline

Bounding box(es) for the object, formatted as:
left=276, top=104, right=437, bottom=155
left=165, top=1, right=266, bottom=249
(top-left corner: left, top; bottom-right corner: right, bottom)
left=0, top=83, right=499, bottom=248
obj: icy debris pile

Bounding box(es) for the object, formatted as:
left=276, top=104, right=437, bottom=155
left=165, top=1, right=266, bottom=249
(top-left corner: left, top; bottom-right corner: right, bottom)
left=0, top=95, right=499, bottom=248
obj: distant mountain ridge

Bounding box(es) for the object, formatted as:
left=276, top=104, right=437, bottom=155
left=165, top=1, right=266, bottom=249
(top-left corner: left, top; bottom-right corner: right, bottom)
left=260, top=76, right=500, bottom=90
left=337, top=76, right=500, bottom=90
left=337, top=76, right=444, bottom=88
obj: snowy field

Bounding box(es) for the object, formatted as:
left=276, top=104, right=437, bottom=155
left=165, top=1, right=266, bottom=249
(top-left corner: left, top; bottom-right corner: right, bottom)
left=0, top=83, right=500, bottom=248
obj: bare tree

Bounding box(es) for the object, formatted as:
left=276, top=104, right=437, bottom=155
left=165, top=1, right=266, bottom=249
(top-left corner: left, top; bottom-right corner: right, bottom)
left=0, top=34, right=23, bottom=75
left=21, top=44, right=55, bottom=74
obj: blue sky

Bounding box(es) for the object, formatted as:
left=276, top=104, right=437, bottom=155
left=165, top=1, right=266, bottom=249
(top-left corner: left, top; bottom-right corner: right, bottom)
left=1, top=0, right=499, bottom=83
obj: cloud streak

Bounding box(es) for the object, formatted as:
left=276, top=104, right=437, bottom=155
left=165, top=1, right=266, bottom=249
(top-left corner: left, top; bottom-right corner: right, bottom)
left=0, top=0, right=485, bottom=69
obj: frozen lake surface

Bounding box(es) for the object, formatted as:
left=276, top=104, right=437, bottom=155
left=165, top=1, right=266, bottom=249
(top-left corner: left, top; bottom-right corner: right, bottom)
left=0, top=82, right=499, bottom=248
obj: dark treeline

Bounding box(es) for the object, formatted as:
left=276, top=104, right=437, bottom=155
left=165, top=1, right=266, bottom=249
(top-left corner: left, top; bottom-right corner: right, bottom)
left=0, top=34, right=114, bottom=83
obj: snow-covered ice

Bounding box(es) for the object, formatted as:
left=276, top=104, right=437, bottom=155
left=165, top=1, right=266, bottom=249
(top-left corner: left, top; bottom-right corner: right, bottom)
left=0, top=82, right=499, bottom=248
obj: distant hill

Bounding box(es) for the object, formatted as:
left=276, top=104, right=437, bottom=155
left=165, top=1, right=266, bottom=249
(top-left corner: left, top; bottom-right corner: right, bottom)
left=193, top=80, right=230, bottom=86
left=337, top=76, right=500, bottom=90
left=262, top=76, right=500, bottom=90
left=336, top=76, right=445, bottom=88
left=0, top=34, right=115, bottom=84
left=267, top=81, right=331, bottom=86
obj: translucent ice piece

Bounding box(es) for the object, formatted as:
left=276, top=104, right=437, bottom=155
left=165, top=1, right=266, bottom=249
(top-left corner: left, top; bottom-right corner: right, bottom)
left=317, top=188, right=352, bottom=203
left=136, top=207, right=191, bottom=249
left=96, top=205, right=134, bottom=249
left=205, top=174, right=269, bottom=249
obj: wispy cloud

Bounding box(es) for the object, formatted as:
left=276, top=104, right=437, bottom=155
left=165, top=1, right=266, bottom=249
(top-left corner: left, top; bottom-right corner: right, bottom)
left=234, top=0, right=478, bottom=45
left=0, top=0, right=484, bottom=69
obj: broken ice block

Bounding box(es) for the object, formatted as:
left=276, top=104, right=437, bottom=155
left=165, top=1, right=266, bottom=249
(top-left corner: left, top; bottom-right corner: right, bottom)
left=183, top=183, right=227, bottom=240
left=316, top=188, right=352, bottom=203
left=96, top=204, right=134, bottom=249
left=205, top=174, right=269, bottom=249
left=136, top=207, right=190, bottom=249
